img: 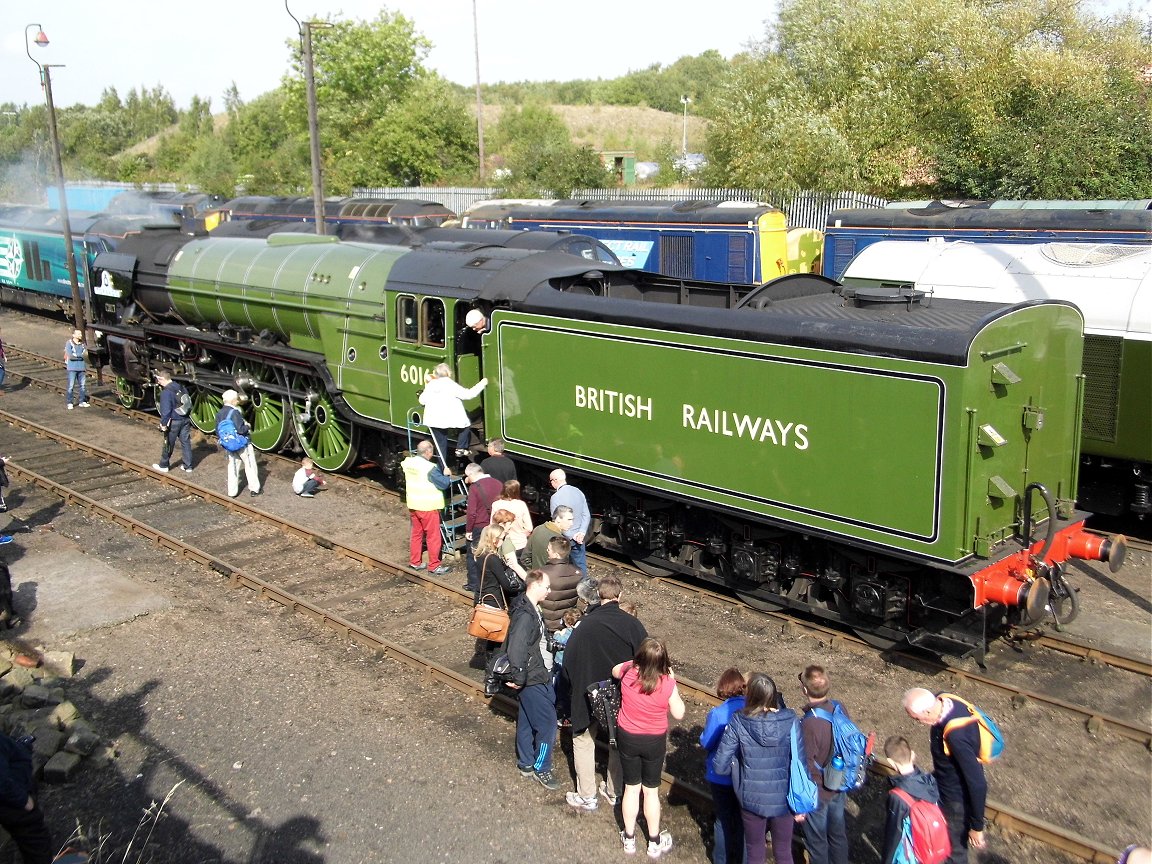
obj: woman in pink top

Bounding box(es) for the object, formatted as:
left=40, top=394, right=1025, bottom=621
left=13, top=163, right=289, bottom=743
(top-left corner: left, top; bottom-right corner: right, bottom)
left=612, top=637, right=685, bottom=859
left=489, top=479, right=532, bottom=551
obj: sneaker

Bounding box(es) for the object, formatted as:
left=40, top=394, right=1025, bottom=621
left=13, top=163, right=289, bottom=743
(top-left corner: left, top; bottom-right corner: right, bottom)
left=409, top=563, right=427, bottom=571
left=299, top=492, right=314, bottom=498
left=534, top=769, right=561, bottom=791
left=180, top=466, right=193, bottom=472
left=0, top=536, right=12, bottom=545
left=250, top=489, right=263, bottom=497
left=518, top=766, right=534, bottom=778
left=0, top=506, right=7, bottom=513
left=455, top=449, right=470, bottom=457
left=66, top=404, right=74, bottom=410
left=620, top=832, right=636, bottom=855
left=647, top=831, right=672, bottom=859
left=78, top=401, right=91, bottom=407
left=598, top=780, right=619, bottom=806
left=152, top=464, right=170, bottom=473
left=430, top=565, right=451, bottom=575
left=565, top=791, right=598, bottom=812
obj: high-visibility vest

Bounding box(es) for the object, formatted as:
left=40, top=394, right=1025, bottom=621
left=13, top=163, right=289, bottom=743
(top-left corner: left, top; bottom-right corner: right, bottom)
left=402, top=456, right=445, bottom=511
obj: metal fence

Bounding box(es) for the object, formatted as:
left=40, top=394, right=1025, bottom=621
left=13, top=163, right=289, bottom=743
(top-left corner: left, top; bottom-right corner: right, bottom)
left=352, top=187, right=888, bottom=231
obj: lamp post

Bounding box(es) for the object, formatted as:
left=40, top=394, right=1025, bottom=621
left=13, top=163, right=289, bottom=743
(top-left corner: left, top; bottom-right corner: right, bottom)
left=680, top=95, right=691, bottom=157
left=472, top=0, right=486, bottom=184
left=286, top=2, right=328, bottom=235
left=25, top=24, right=85, bottom=333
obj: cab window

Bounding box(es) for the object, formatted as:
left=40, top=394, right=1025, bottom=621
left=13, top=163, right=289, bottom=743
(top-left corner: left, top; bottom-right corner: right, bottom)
left=396, top=296, right=446, bottom=347
left=397, top=296, right=419, bottom=342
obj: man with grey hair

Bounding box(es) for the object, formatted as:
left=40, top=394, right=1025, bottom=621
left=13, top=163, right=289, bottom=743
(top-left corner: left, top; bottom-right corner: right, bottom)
left=215, top=389, right=261, bottom=497
left=401, top=440, right=453, bottom=575
left=463, top=461, right=501, bottom=592
left=549, top=469, right=590, bottom=573
left=903, top=688, right=988, bottom=863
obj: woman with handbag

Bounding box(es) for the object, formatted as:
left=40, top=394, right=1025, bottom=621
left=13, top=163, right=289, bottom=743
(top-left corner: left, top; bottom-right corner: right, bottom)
left=711, top=673, right=801, bottom=864
left=469, top=525, right=525, bottom=669
left=611, top=637, right=685, bottom=860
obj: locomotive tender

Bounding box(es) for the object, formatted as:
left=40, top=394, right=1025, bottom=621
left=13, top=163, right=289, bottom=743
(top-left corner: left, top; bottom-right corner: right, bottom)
left=85, top=228, right=1123, bottom=651
left=843, top=240, right=1151, bottom=519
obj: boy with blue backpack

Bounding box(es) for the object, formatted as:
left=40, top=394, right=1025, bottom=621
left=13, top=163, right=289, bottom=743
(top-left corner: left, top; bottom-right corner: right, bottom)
left=798, top=665, right=872, bottom=864
left=904, top=688, right=1003, bottom=863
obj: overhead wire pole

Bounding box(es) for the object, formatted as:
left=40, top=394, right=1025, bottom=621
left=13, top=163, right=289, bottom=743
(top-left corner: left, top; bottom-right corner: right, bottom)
left=286, top=1, right=327, bottom=235
left=472, top=0, right=486, bottom=184
left=25, top=24, right=85, bottom=334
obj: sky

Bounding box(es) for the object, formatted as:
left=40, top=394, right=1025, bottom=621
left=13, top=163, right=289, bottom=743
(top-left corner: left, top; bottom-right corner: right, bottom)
left=2, top=1, right=770, bottom=111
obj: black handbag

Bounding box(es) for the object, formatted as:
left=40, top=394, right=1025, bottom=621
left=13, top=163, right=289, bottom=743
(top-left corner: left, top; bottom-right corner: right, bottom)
left=586, top=678, right=622, bottom=745
left=484, top=652, right=519, bottom=697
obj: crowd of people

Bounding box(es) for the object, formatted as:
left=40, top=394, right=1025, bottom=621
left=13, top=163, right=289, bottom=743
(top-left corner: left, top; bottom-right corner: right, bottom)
left=433, top=441, right=1149, bottom=864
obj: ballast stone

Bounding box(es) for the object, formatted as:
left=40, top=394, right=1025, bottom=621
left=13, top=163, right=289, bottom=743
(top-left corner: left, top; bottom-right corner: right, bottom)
left=43, top=751, right=82, bottom=783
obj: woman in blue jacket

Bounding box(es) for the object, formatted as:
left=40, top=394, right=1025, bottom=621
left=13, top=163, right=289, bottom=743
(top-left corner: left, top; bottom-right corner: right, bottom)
left=712, top=673, right=799, bottom=864
left=699, top=667, right=748, bottom=864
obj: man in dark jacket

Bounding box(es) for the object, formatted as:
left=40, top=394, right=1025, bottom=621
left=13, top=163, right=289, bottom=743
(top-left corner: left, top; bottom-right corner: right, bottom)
left=904, top=688, right=988, bottom=863
left=880, top=735, right=943, bottom=864
left=506, top=570, right=560, bottom=790
left=561, top=574, right=647, bottom=812
left=799, top=665, right=849, bottom=864
left=0, top=733, right=52, bottom=864
left=153, top=370, right=193, bottom=473
left=480, top=438, right=517, bottom=484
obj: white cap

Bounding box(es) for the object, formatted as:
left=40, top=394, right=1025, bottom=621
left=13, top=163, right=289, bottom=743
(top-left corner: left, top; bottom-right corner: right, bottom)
left=465, top=309, right=485, bottom=327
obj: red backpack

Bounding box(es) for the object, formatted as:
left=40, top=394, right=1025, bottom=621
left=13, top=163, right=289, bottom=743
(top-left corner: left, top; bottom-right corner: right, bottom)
left=892, top=788, right=951, bottom=864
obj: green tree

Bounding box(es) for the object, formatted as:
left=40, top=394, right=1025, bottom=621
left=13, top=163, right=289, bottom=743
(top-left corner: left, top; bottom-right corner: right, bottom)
left=706, top=0, right=1152, bottom=197
left=494, top=103, right=612, bottom=196
left=277, top=11, right=485, bottom=191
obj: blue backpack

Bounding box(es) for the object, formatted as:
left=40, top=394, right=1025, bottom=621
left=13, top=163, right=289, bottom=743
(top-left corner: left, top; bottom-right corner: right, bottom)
left=940, top=693, right=1004, bottom=763
left=216, top=408, right=250, bottom=452
left=808, top=700, right=873, bottom=791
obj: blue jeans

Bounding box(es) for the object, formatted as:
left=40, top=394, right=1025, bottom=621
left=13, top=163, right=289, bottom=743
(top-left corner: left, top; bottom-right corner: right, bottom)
left=709, top=782, right=746, bottom=864
left=0, top=366, right=6, bottom=387
left=801, top=791, right=848, bottom=864
left=66, top=369, right=87, bottom=404
left=568, top=539, right=587, bottom=574
left=464, top=536, right=480, bottom=592
left=160, top=419, right=193, bottom=469
left=515, top=682, right=556, bottom=774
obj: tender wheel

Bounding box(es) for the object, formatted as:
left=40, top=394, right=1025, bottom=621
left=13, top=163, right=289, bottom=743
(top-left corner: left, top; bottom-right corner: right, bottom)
left=633, top=557, right=675, bottom=578
left=289, top=373, right=359, bottom=471
left=189, top=384, right=223, bottom=434
left=232, top=359, right=290, bottom=452
left=735, top=589, right=786, bottom=612
left=114, top=376, right=142, bottom=409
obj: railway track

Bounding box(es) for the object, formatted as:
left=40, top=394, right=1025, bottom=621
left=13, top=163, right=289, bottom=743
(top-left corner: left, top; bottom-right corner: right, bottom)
left=0, top=404, right=1135, bottom=864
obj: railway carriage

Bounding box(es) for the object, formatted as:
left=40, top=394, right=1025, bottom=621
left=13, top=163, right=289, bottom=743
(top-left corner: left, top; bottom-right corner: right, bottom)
left=823, top=200, right=1152, bottom=281
left=461, top=199, right=823, bottom=285
left=88, top=230, right=1123, bottom=652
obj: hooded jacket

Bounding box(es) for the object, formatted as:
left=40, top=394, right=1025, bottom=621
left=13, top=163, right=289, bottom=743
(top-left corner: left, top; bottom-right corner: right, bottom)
left=712, top=707, right=799, bottom=818
left=881, top=767, right=941, bottom=864
left=505, top=593, right=550, bottom=689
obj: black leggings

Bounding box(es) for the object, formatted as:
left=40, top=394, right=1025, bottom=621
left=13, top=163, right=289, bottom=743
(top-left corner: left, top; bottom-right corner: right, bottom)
left=616, top=726, right=667, bottom=788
